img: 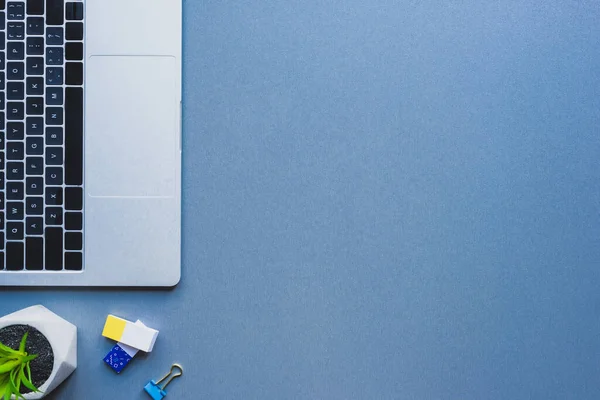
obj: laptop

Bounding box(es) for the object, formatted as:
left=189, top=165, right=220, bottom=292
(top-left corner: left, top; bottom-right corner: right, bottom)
left=0, top=0, right=182, bottom=286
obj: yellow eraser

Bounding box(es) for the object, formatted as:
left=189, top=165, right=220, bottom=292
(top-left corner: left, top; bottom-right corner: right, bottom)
left=102, top=315, right=128, bottom=341
left=102, top=315, right=159, bottom=352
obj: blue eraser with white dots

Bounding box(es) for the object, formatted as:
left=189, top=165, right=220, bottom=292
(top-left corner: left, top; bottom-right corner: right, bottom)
left=104, top=344, right=133, bottom=374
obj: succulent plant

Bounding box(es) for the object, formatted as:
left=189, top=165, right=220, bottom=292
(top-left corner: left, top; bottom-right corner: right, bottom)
left=0, top=332, right=41, bottom=400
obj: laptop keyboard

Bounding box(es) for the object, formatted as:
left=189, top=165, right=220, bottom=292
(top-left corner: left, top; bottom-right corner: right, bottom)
left=0, top=0, right=84, bottom=272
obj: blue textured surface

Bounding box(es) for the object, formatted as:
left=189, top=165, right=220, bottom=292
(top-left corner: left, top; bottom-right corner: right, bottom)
left=2, top=1, right=600, bottom=399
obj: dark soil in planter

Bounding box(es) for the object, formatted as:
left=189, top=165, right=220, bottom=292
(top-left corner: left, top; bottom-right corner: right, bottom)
left=0, top=324, right=54, bottom=394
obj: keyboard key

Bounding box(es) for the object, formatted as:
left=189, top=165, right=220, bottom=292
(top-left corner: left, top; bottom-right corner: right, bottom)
left=46, top=46, right=63, bottom=65
left=0, top=211, right=4, bottom=225
left=65, top=87, right=83, bottom=184
left=25, top=137, right=43, bottom=155
left=65, top=212, right=82, bottom=230
left=26, top=56, right=44, bottom=75
left=25, top=156, right=43, bottom=175
left=26, top=16, right=43, bottom=35
left=65, top=252, right=82, bottom=270
left=45, top=207, right=62, bottom=225
left=65, top=2, right=83, bottom=20
left=7, top=222, right=23, bottom=240
left=6, top=181, right=23, bottom=199
left=0, top=171, right=4, bottom=186
left=45, top=186, right=62, bottom=205
left=0, top=92, right=4, bottom=110
left=0, top=52, right=4, bottom=70
left=7, top=21, right=24, bottom=39
left=65, top=42, right=83, bottom=60
left=65, top=187, right=82, bottom=210
left=46, top=146, right=62, bottom=165
left=65, top=62, right=83, bottom=85
left=25, top=216, right=42, bottom=235
left=25, top=237, right=43, bottom=270
left=6, top=142, right=23, bottom=161
left=0, top=192, right=4, bottom=210
left=46, top=87, right=63, bottom=105
left=0, top=72, right=5, bottom=90
left=6, top=201, right=23, bottom=220
left=27, top=0, right=43, bottom=15
left=45, top=227, right=63, bottom=270
left=6, top=241, right=24, bottom=270
left=0, top=32, right=3, bottom=50
left=46, top=67, right=62, bottom=85
left=0, top=234, right=3, bottom=250
left=46, top=107, right=63, bottom=125
left=0, top=132, right=4, bottom=150
left=65, top=22, right=82, bottom=40
left=7, top=2, right=23, bottom=20
left=7, top=61, right=24, bottom=80
left=7, top=41, right=24, bottom=60
left=0, top=252, right=4, bottom=270
left=0, top=151, right=4, bottom=169
left=45, top=166, right=62, bottom=185
left=45, top=0, right=63, bottom=25
left=26, top=37, right=43, bottom=55
left=26, top=97, right=43, bottom=115
left=7, top=122, right=23, bottom=139
left=6, top=161, right=23, bottom=180
left=25, top=196, right=42, bottom=215
left=26, top=117, right=43, bottom=135
left=26, top=77, right=43, bottom=95
left=46, top=26, right=63, bottom=45
left=46, top=127, right=62, bottom=145
left=25, top=177, right=43, bottom=194
left=6, top=102, right=23, bottom=120
left=65, top=232, right=82, bottom=250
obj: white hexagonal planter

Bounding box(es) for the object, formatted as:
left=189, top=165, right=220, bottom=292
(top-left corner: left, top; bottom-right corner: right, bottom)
left=0, top=305, right=77, bottom=399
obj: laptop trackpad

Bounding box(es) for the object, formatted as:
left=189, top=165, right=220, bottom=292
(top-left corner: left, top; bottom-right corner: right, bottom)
left=86, top=55, right=179, bottom=197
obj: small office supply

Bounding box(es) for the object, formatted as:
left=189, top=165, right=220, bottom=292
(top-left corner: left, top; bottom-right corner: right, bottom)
left=102, top=315, right=159, bottom=353
left=0, top=0, right=183, bottom=287
left=103, top=320, right=147, bottom=373
left=144, top=364, right=183, bottom=400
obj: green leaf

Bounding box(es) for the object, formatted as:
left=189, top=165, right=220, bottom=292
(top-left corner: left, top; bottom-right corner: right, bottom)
left=18, top=332, right=28, bottom=354
left=0, top=359, right=21, bottom=374
left=25, top=363, right=32, bottom=383
left=19, top=369, right=38, bottom=393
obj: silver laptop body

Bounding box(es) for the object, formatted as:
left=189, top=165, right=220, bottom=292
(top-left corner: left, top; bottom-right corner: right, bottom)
left=0, top=0, right=182, bottom=286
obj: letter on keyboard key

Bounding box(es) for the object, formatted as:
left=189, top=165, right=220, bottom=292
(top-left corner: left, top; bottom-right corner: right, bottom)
left=45, top=206, right=62, bottom=225
left=7, top=222, right=23, bottom=240
left=26, top=176, right=43, bottom=194
left=6, top=241, right=24, bottom=270
left=6, top=201, right=23, bottom=220
left=26, top=197, right=43, bottom=215
left=45, top=166, right=62, bottom=185
left=26, top=237, right=43, bottom=270
left=46, top=106, right=63, bottom=125
left=26, top=216, right=43, bottom=235
left=45, top=186, right=62, bottom=205
left=45, top=227, right=63, bottom=270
